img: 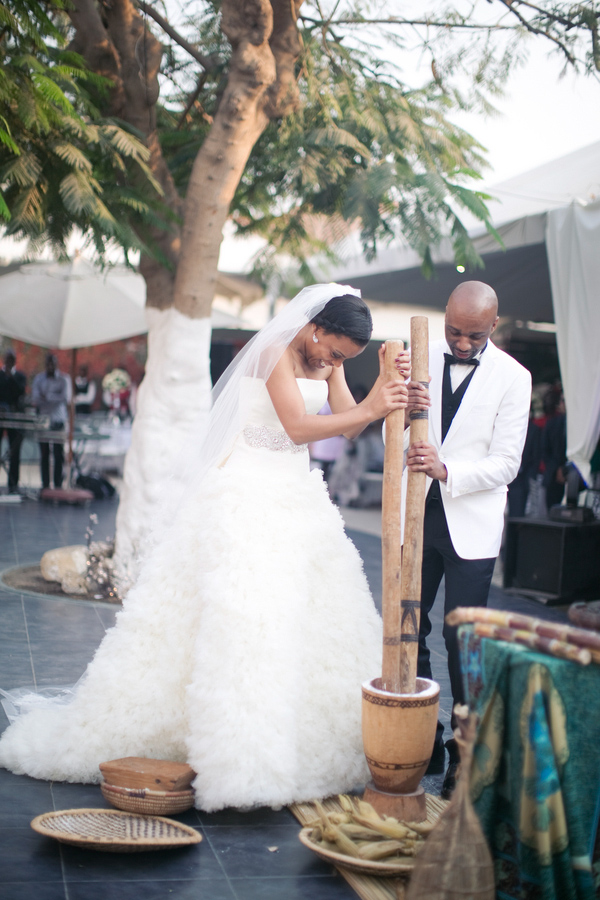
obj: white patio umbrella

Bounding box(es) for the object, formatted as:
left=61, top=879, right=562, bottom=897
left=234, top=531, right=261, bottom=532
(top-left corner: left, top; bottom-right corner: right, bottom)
left=0, top=256, right=151, bottom=483
left=0, top=256, right=147, bottom=349
left=0, top=256, right=247, bottom=346
left=0, top=257, right=247, bottom=485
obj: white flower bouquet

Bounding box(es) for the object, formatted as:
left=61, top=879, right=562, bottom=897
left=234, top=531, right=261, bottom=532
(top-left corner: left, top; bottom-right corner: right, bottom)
left=102, top=369, right=132, bottom=393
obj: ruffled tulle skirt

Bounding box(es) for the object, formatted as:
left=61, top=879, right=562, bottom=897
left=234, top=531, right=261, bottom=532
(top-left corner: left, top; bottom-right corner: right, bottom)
left=0, top=441, right=382, bottom=810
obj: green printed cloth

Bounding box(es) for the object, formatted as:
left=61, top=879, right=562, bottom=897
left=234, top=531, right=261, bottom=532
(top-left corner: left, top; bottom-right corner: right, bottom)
left=459, top=624, right=600, bottom=900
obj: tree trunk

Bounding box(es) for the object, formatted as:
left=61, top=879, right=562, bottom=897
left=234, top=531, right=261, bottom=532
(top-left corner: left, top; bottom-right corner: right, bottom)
left=110, top=0, right=303, bottom=584
left=113, top=307, right=213, bottom=588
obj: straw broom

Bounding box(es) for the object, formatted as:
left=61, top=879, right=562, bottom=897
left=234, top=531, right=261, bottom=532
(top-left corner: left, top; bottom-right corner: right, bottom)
left=405, top=706, right=495, bottom=900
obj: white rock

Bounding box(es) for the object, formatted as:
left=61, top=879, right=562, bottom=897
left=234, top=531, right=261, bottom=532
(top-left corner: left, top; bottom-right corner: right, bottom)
left=61, top=571, right=89, bottom=595
left=40, top=546, right=88, bottom=583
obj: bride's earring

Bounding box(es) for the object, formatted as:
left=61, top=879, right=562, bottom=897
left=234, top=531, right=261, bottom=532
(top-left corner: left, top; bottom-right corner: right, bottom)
left=312, top=332, right=318, bottom=343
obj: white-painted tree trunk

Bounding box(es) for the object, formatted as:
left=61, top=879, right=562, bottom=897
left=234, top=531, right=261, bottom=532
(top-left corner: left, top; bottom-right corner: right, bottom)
left=112, top=307, right=212, bottom=588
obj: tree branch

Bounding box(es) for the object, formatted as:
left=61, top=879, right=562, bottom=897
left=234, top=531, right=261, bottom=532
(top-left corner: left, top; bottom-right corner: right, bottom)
left=67, top=0, right=127, bottom=114
left=136, top=1, right=219, bottom=71
left=495, top=0, right=577, bottom=66
left=299, top=14, right=515, bottom=31
left=265, top=0, right=304, bottom=118
left=498, top=0, right=599, bottom=31
left=176, top=72, right=211, bottom=129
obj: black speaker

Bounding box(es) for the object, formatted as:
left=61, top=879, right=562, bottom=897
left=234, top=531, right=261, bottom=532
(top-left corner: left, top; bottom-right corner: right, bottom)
left=504, top=518, right=600, bottom=604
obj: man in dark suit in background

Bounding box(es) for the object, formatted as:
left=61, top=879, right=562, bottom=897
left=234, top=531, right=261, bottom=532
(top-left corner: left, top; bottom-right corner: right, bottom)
left=0, top=349, right=27, bottom=493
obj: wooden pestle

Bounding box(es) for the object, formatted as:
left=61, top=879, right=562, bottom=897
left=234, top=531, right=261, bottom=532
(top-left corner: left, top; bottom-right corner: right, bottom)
left=381, top=339, right=406, bottom=693
left=399, top=317, right=429, bottom=693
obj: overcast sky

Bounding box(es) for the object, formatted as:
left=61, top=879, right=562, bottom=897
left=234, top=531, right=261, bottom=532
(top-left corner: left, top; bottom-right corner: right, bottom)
left=452, top=42, right=600, bottom=186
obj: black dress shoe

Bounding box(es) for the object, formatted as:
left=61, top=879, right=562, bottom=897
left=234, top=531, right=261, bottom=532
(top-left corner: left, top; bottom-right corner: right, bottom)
left=440, top=738, right=461, bottom=799
left=440, top=759, right=460, bottom=799
left=425, top=740, right=446, bottom=775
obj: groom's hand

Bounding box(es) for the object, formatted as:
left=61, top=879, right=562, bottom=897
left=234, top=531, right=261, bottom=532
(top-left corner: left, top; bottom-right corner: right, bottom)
left=406, top=440, right=447, bottom=482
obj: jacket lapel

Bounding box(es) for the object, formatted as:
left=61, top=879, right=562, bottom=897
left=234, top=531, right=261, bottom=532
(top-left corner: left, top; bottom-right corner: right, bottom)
left=442, top=342, right=499, bottom=444
left=429, top=344, right=445, bottom=449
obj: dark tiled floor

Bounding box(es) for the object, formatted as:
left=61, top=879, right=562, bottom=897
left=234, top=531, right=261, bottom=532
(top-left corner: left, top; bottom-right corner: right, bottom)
left=0, top=498, right=569, bottom=899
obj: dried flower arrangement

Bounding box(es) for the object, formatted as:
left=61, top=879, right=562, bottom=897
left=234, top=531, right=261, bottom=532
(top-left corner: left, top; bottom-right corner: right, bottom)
left=85, top=514, right=119, bottom=602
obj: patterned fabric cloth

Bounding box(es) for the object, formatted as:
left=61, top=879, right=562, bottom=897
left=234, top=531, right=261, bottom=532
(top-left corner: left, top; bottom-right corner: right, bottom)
left=459, top=624, right=600, bottom=900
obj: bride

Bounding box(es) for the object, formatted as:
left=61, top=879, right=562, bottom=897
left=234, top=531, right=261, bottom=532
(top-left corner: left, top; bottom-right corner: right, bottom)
left=0, top=283, right=408, bottom=811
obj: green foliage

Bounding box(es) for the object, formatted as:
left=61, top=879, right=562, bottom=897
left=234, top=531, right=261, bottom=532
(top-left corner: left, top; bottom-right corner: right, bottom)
left=155, top=0, right=535, bottom=283
left=227, top=27, right=496, bottom=281
left=0, top=0, right=167, bottom=261
left=3, top=0, right=597, bottom=279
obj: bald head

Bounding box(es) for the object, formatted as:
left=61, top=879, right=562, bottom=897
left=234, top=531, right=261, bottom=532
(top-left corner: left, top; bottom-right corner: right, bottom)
left=447, top=281, right=498, bottom=318
left=445, top=281, right=499, bottom=362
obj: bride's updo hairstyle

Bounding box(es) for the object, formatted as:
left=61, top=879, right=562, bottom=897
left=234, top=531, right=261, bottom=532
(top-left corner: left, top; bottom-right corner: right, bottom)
left=310, top=294, right=373, bottom=348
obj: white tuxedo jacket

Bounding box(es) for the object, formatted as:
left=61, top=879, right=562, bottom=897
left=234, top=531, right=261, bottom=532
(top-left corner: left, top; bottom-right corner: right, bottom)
left=402, top=339, right=532, bottom=560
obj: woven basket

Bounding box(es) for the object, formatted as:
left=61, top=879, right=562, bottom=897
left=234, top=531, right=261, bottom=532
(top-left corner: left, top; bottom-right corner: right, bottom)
left=31, top=808, right=202, bottom=852
left=101, top=782, right=195, bottom=815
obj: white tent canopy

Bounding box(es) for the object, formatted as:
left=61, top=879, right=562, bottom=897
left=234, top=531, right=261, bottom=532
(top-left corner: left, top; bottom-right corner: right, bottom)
left=325, top=140, right=600, bottom=281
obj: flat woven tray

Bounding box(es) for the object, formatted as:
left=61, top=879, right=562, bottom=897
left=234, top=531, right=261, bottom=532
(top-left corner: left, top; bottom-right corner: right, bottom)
left=298, top=827, right=416, bottom=877
left=31, top=808, right=202, bottom=852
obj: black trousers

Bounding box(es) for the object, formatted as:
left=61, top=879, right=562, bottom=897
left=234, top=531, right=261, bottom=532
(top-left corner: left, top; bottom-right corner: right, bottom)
left=417, top=497, right=496, bottom=743
left=39, top=426, right=65, bottom=489
left=1, top=428, right=23, bottom=490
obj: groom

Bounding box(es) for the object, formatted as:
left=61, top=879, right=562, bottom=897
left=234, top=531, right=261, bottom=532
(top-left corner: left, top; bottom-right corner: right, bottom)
left=404, top=281, right=531, bottom=798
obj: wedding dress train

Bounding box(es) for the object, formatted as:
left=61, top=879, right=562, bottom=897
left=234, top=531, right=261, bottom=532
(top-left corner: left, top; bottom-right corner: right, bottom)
left=0, top=378, right=383, bottom=811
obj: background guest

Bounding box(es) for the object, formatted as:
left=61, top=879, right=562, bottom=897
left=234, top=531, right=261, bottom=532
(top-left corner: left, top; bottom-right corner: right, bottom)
left=74, top=364, right=97, bottom=415
left=0, top=349, right=27, bottom=493
left=31, top=353, right=71, bottom=490
left=541, top=387, right=567, bottom=510
left=507, top=402, right=543, bottom=518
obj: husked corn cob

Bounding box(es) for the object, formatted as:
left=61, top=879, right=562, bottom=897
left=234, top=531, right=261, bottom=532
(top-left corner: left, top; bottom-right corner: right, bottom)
left=338, top=822, right=385, bottom=841
left=404, top=819, right=435, bottom=836
left=357, top=839, right=407, bottom=860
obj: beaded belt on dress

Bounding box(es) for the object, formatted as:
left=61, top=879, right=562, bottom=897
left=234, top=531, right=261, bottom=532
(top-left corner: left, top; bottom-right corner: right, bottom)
left=243, top=425, right=307, bottom=454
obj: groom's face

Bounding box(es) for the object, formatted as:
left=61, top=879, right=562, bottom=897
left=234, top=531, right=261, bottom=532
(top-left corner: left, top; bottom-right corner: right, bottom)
left=445, top=306, right=498, bottom=362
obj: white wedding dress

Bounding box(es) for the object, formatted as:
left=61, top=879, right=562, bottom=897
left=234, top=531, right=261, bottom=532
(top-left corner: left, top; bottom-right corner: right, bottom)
left=0, top=378, right=383, bottom=811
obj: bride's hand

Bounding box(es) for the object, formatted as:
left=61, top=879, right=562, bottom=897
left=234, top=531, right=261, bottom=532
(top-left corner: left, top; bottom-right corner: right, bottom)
left=361, top=378, right=408, bottom=421
left=377, top=344, right=411, bottom=380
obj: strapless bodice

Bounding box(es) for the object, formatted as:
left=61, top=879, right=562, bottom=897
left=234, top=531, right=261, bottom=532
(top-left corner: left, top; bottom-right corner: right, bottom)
left=225, top=377, right=329, bottom=464
left=240, top=377, right=328, bottom=430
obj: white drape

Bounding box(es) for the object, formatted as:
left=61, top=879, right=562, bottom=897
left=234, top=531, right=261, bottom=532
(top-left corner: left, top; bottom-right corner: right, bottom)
left=546, top=199, right=600, bottom=482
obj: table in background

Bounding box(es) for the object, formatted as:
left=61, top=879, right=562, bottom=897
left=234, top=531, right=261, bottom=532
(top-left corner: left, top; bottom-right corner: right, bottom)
left=0, top=412, right=110, bottom=489
left=459, top=624, right=600, bottom=900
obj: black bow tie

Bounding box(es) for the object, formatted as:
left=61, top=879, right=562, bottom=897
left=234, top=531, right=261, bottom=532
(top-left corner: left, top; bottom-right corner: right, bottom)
left=444, top=353, right=479, bottom=367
